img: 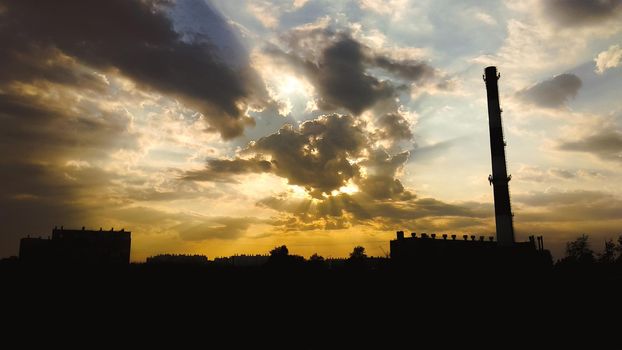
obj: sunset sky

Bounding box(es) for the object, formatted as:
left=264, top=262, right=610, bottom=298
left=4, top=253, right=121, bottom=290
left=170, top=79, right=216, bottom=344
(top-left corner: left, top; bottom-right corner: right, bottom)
left=1, top=0, right=621, bottom=261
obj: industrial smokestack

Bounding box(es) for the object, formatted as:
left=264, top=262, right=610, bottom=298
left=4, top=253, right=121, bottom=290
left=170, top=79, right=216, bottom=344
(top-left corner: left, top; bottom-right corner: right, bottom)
left=484, top=66, right=515, bottom=246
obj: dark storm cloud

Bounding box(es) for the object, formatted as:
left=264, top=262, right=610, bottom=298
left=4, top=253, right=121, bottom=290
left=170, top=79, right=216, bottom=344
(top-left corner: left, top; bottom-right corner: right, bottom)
left=267, top=35, right=393, bottom=115
left=558, top=130, right=622, bottom=161
left=0, top=0, right=262, bottom=139
left=267, top=30, right=437, bottom=115
left=314, top=37, right=394, bottom=114
left=257, top=191, right=490, bottom=232
left=373, top=56, right=436, bottom=82
left=182, top=158, right=273, bottom=182
left=0, top=45, right=107, bottom=91
left=354, top=149, right=414, bottom=200
left=182, top=114, right=367, bottom=197
left=0, top=88, right=139, bottom=164
left=184, top=113, right=419, bottom=203
left=544, top=0, right=622, bottom=26
left=248, top=114, right=367, bottom=198
left=516, top=74, right=582, bottom=108
left=375, top=113, right=414, bottom=142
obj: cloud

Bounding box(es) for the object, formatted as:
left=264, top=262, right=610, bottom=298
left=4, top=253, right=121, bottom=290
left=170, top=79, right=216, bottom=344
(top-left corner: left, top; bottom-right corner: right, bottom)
left=408, top=139, right=460, bottom=163
left=516, top=74, right=582, bottom=108
left=183, top=114, right=368, bottom=197
left=268, top=33, right=393, bottom=115
left=354, top=149, right=413, bottom=200
left=0, top=88, right=139, bottom=164
left=514, top=189, right=622, bottom=221
left=266, top=29, right=437, bottom=115
left=558, top=130, right=622, bottom=162
left=182, top=157, right=273, bottom=182
left=184, top=113, right=418, bottom=201
left=0, top=0, right=264, bottom=139
left=246, top=0, right=311, bottom=29
left=516, top=165, right=604, bottom=183
left=372, top=55, right=436, bottom=82
left=108, top=206, right=263, bottom=241
left=315, top=36, right=395, bottom=114
left=374, top=113, right=414, bottom=142
left=257, top=191, right=491, bottom=232
left=547, top=168, right=576, bottom=179
left=248, top=114, right=367, bottom=198
left=473, top=0, right=622, bottom=78
left=177, top=216, right=263, bottom=241
left=543, top=0, right=622, bottom=27
left=474, top=11, right=497, bottom=26
left=358, top=0, right=408, bottom=16
left=595, top=44, right=622, bottom=74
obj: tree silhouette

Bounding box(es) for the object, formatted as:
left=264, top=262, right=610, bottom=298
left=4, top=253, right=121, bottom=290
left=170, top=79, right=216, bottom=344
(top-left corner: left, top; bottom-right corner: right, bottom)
left=616, top=235, right=622, bottom=263
left=346, top=246, right=368, bottom=271
left=349, top=246, right=367, bottom=260
left=563, top=234, right=595, bottom=265
left=270, top=245, right=289, bottom=257
left=308, top=253, right=326, bottom=270
left=309, top=253, right=324, bottom=262
left=598, top=239, right=616, bottom=265
left=266, top=245, right=304, bottom=269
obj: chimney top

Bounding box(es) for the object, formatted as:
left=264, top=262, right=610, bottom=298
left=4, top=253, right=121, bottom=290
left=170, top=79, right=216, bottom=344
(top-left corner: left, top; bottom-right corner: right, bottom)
left=396, top=231, right=404, bottom=240
left=485, top=66, right=497, bottom=77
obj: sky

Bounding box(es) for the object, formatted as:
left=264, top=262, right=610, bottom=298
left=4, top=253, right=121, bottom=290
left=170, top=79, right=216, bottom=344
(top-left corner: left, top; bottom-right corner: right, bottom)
left=1, top=0, right=621, bottom=261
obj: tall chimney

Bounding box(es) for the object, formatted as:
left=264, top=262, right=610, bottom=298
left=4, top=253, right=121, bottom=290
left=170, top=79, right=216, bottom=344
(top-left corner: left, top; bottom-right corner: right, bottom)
left=484, top=66, right=515, bottom=246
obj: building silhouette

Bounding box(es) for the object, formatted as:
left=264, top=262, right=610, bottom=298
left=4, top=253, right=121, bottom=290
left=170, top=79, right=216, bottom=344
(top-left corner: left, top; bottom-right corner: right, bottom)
left=390, top=67, right=552, bottom=269
left=390, top=231, right=551, bottom=269
left=19, top=226, right=131, bottom=265
left=146, top=254, right=208, bottom=265
left=213, top=254, right=269, bottom=267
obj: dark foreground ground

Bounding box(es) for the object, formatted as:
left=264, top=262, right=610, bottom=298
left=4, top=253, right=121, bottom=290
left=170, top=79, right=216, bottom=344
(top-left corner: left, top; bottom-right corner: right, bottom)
left=2, top=260, right=621, bottom=348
